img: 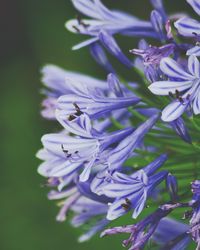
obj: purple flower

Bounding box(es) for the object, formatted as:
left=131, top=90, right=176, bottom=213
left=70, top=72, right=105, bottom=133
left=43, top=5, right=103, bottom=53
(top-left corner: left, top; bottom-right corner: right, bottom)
left=70, top=197, right=109, bottom=242
left=131, top=42, right=174, bottom=82
left=130, top=44, right=175, bottom=67
left=152, top=217, right=190, bottom=249
left=105, top=114, right=160, bottom=171
left=56, top=73, right=140, bottom=120
left=37, top=113, right=135, bottom=182
left=170, top=117, right=192, bottom=143
left=175, top=0, right=200, bottom=56
left=101, top=208, right=171, bottom=250
left=66, top=0, right=157, bottom=47
left=41, top=65, right=107, bottom=119
left=150, top=0, right=167, bottom=23
left=92, top=154, right=167, bottom=220
left=149, top=55, right=200, bottom=121
left=166, top=173, right=178, bottom=201
left=65, top=0, right=157, bottom=66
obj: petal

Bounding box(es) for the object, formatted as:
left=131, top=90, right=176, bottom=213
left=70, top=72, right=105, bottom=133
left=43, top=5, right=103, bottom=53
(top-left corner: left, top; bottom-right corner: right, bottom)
left=161, top=101, right=189, bottom=122
left=107, top=73, right=123, bottom=97
left=175, top=17, right=200, bottom=37
left=99, top=30, right=132, bottom=68
left=150, top=10, right=165, bottom=41
left=108, top=114, right=159, bottom=170
left=148, top=80, right=192, bottom=95
left=71, top=0, right=102, bottom=19
left=56, top=110, right=93, bottom=138
left=160, top=57, right=194, bottom=80
left=187, top=46, right=200, bottom=56
left=78, top=219, right=109, bottom=242
left=102, top=183, right=142, bottom=198
left=49, top=161, right=81, bottom=177
left=187, top=0, right=200, bottom=16
left=144, top=154, right=168, bottom=175
left=188, top=55, right=200, bottom=78
left=42, top=64, right=107, bottom=92
left=106, top=198, right=127, bottom=220
left=170, top=117, right=192, bottom=143
left=193, top=91, right=200, bottom=114
left=90, top=42, right=115, bottom=73
left=132, top=191, right=147, bottom=218
left=79, top=157, right=96, bottom=182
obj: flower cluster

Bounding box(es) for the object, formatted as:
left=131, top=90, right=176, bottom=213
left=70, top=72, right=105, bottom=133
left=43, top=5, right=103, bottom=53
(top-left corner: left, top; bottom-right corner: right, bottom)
left=37, top=0, right=200, bottom=249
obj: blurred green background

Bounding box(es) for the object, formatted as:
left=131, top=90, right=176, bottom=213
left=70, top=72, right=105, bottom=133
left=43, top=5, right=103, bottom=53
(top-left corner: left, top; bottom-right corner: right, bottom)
left=1, top=1, right=190, bottom=249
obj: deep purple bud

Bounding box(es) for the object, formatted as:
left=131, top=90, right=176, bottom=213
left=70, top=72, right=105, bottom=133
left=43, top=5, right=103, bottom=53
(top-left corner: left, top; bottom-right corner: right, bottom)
left=151, top=10, right=165, bottom=41
left=170, top=117, right=192, bottom=143
left=90, top=42, right=115, bottom=73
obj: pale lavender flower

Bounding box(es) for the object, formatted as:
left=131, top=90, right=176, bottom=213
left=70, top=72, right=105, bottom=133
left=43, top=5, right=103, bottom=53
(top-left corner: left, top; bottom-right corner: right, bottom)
left=149, top=55, right=200, bottom=121
left=92, top=154, right=167, bottom=220
left=65, top=0, right=157, bottom=66
left=56, top=74, right=140, bottom=120
left=37, top=113, right=134, bottom=182
left=175, top=0, right=200, bottom=56
left=41, top=65, right=107, bottom=119
left=131, top=42, right=174, bottom=82
left=66, top=0, right=157, bottom=47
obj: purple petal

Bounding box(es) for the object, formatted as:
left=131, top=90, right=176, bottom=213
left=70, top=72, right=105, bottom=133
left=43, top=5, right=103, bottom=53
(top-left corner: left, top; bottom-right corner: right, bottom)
left=170, top=117, right=191, bottom=143
left=193, top=92, right=200, bottom=114
left=99, top=30, right=132, bottom=67
left=90, top=42, right=115, bottom=73
left=187, top=46, right=200, bottom=56
left=160, top=57, right=194, bottom=80
left=161, top=101, right=189, bottom=122
left=148, top=80, right=192, bottom=95
left=71, top=0, right=102, bottom=19
left=187, top=0, right=200, bottom=16
left=175, top=17, right=200, bottom=37
left=188, top=55, right=200, bottom=77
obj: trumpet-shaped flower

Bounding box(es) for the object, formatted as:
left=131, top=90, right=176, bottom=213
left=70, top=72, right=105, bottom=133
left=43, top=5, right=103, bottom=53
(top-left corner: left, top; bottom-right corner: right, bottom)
left=149, top=55, right=200, bottom=121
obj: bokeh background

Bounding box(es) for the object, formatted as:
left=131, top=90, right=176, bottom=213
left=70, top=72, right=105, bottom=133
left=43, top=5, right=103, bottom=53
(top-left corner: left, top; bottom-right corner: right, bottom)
left=1, top=1, right=190, bottom=249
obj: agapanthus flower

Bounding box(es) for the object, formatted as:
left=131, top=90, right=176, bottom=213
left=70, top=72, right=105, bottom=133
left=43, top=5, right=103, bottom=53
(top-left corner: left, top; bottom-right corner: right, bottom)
left=175, top=0, right=200, bottom=56
left=41, top=65, right=107, bottom=119
left=131, top=41, right=175, bottom=82
left=149, top=55, right=200, bottom=121
left=37, top=113, right=134, bottom=182
left=101, top=208, right=172, bottom=250
left=93, top=154, right=168, bottom=220
left=65, top=0, right=159, bottom=67
left=56, top=73, right=140, bottom=120
left=66, top=0, right=157, bottom=48
left=152, top=217, right=190, bottom=249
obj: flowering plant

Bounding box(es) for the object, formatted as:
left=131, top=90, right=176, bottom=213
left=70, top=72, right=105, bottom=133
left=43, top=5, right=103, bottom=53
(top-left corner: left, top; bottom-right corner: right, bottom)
left=37, top=0, right=200, bottom=249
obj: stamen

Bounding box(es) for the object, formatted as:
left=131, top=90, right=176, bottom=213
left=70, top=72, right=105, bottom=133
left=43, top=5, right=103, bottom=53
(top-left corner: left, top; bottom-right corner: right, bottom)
left=121, top=203, right=130, bottom=210
left=68, top=114, right=76, bottom=121
left=72, top=25, right=80, bottom=33
left=73, top=103, right=83, bottom=116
